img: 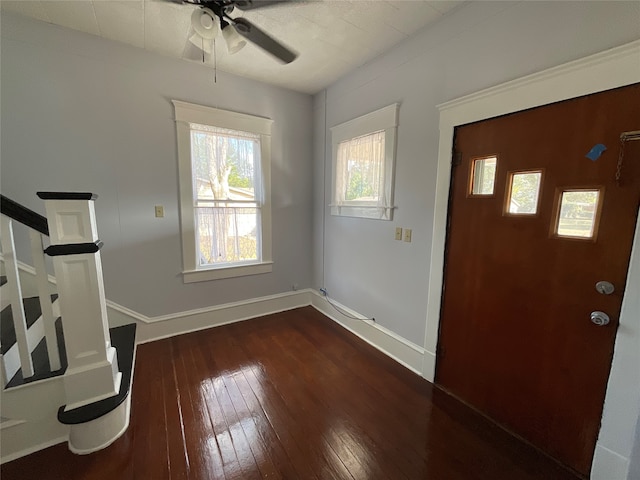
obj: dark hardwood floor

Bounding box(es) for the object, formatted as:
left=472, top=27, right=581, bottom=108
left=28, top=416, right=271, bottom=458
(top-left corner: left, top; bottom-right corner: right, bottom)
left=1, top=307, right=581, bottom=479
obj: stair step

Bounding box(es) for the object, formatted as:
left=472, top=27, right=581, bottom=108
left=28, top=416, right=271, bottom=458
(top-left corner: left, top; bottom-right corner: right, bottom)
left=0, top=276, right=7, bottom=287
left=58, top=323, right=136, bottom=425
left=0, top=295, right=58, bottom=354
left=5, top=317, right=67, bottom=388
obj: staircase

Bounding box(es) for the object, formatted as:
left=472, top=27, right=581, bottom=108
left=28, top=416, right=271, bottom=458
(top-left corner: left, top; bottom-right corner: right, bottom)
left=0, top=193, right=136, bottom=463
left=1, top=292, right=65, bottom=387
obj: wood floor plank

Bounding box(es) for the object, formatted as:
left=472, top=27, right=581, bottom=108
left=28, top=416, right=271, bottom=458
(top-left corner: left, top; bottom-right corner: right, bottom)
left=160, top=339, right=189, bottom=480
left=236, top=322, right=361, bottom=480
left=233, top=369, right=315, bottom=479
left=187, top=334, right=263, bottom=480
left=230, top=320, right=357, bottom=479
left=263, top=315, right=418, bottom=479
left=287, top=312, right=439, bottom=475
left=171, top=335, right=226, bottom=480
left=196, top=332, right=286, bottom=480
left=132, top=341, right=170, bottom=480
left=1, top=307, right=582, bottom=480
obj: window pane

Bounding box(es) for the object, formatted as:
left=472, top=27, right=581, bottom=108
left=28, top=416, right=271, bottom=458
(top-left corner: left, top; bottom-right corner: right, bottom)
left=191, top=127, right=259, bottom=202
left=471, top=157, right=497, bottom=195
left=556, top=190, right=600, bottom=238
left=337, top=131, right=385, bottom=203
left=507, top=171, right=542, bottom=214
left=196, top=206, right=259, bottom=265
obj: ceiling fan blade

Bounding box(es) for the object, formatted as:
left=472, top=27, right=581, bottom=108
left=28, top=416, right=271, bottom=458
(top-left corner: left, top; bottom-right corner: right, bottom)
left=232, top=17, right=297, bottom=64
left=232, top=1, right=290, bottom=11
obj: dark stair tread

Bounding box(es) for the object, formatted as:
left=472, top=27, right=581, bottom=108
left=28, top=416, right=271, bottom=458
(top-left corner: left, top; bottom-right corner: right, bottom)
left=5, top=317, right=67, bottom=388
left=58, top=323, right=137, bottom=425
left=1, top=294, right=58, bottom=354
left=0, top=276, right=6, bottom=287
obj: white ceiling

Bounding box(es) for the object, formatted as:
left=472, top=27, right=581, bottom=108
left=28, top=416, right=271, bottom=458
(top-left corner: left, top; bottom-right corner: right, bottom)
left=1, top=0, right=465, bottom=94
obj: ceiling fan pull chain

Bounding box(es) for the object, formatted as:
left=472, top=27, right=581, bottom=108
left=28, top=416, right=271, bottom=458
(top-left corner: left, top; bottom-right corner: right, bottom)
left=214, top=38, right=217, bottom=84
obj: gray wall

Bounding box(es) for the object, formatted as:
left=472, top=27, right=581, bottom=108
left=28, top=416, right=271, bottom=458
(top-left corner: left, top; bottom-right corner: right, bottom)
left=1, top=12, right=313, bottom=317
left=630, top=410, right=640, bottom=479
left=312, top=1, right=640, bottom=476
left=313, top=0, right=640, bottom=345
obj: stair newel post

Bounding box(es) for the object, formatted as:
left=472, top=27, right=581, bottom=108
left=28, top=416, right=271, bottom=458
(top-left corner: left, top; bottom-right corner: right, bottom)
left=0, top=216, right=35, bottom=378
left=37, top=192, right=121, bottom=411
left=28, top=230, right=61, bottom=371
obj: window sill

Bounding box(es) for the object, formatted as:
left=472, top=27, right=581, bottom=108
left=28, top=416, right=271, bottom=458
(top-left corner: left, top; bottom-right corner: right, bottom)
left=330, top=205, right=395, bottom=220
left=182, top=261, right=273, bottom=283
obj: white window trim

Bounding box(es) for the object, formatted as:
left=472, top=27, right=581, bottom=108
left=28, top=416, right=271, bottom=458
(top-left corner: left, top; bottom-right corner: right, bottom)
left=330, top=103, right=399, bottom=220
left=172, top=100, right=273, bottom=282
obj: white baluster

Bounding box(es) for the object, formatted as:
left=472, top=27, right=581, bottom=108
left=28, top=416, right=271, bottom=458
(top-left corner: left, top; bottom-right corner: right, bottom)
left=0, top=216, right=34, bottom=378
left=29, top=230, right=61, bottom=371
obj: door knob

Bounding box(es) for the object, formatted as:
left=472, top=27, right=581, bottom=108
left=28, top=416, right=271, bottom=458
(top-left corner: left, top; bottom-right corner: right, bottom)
left=595, top=281, right=615, bottom=295
left=590, top=311, right=610, bottom=326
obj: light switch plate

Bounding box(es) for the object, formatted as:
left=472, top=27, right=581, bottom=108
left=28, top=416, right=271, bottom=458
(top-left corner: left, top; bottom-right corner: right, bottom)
left=155, top=205, right=164, bottom=218
left=404, top=228, right=412, bottom=242
left=395, top=227, right=403, bottom=241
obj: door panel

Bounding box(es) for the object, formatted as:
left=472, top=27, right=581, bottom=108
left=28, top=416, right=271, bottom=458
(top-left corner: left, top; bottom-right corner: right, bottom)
left=436, top=84, right=640, bottom=476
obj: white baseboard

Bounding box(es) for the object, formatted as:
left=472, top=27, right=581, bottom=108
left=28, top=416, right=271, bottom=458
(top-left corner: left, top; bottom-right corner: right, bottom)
left=107, top=289, right=316, bottom=344
left=109, top=289, right=428, bottom=378
left=13, top=260, right=428, bottom=377
left=310, top=291, right=425, bottom=375
left=421, top=350, right=437, bottom=382
left=591, top=443, right=630, bottom=480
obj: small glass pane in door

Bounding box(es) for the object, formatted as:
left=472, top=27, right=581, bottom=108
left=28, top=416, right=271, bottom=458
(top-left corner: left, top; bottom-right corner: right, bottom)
left=556, top=189, right=601, bottom=239
left=507, top=171, right=542, bottom=215
left=470, top=156, right=497, bottom=195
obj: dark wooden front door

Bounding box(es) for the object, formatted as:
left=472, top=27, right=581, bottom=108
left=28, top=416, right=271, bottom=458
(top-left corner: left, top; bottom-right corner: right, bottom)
left=436, top=84, right=640, bottom=476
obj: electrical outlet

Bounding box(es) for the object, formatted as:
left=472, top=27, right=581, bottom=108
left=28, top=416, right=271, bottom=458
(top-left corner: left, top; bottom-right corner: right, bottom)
left=395, top=227, right=402, bottom=240
left=404, top=228, right=412, bottom=242
left=155, top=205, right=164, bottom=218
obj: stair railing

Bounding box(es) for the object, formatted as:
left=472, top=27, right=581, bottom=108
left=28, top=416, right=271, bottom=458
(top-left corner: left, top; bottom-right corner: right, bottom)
left=0, top=195, right=61, bottom=381
left=1, top=193, right=121, bottom=410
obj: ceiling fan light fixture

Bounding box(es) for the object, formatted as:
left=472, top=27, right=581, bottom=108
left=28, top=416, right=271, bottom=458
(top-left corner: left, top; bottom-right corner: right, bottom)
left=191, top=8, right=218, bottom=40
left=189, top=33, right=213, bottom=54
left=221, top=22, right=246, bottom=55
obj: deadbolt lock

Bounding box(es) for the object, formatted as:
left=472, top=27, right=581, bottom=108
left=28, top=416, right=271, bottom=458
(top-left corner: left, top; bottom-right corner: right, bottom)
left=595, top=281, right=615, bottom=295
left=590, top=311, right=610, bottom=326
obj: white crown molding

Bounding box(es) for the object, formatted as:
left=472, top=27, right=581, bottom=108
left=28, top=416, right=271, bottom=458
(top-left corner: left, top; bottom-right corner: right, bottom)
left=437, top=39, right=640, bottom=113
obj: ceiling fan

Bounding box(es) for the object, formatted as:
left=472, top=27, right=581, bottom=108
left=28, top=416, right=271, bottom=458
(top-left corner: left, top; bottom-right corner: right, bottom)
left=167, top=0, right=298, bottom=64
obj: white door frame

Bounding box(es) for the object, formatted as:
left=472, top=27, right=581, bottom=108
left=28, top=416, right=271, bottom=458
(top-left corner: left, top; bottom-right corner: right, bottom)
left=423, top=40, right=640, bottom=479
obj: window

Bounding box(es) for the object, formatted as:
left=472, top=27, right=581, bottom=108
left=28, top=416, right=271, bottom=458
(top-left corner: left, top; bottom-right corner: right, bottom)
left=330, top=104, right=399, bottom=220
left=505, top=170, right=543, bottom=215
left=173, top=100, right=272, bottom=282
left=553, top=188, right=603, bottom=240
left=469, top=156, right=497, bottom=196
